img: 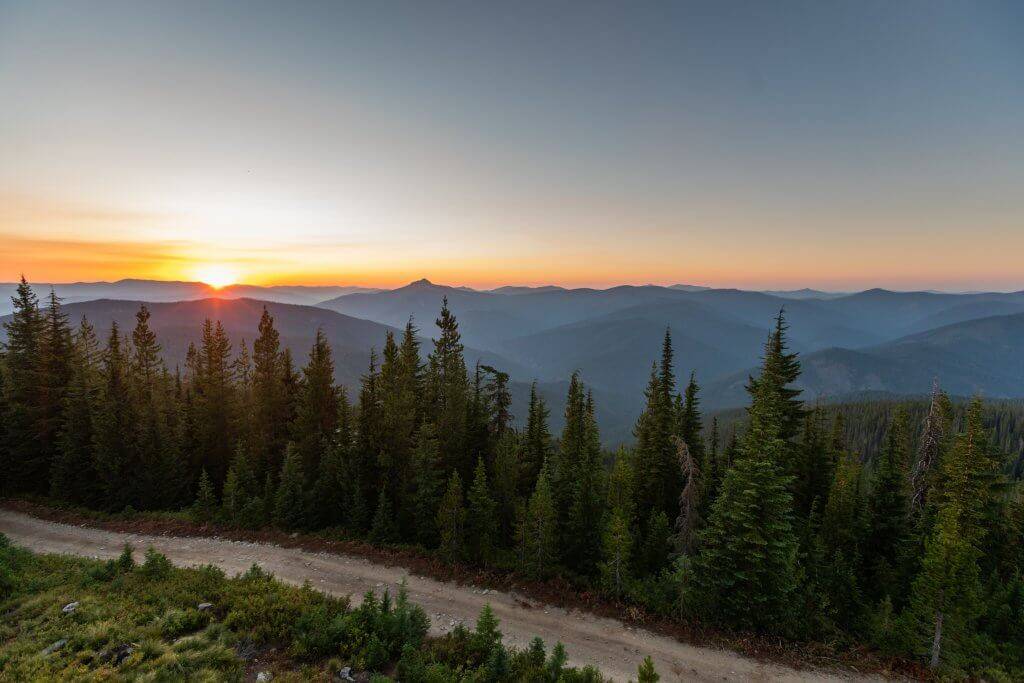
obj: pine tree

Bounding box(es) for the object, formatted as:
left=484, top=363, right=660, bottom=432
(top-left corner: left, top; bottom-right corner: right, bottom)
left=466, top=457, right=498, bottom=564
left=36, top=290, right=73, bottom=493
left=92, top=323, right=135, bottom=509
left=309, top=440, right=347, bottom=529
left=128, top=304, right=181, bottom=509
left=689, top=364, right=800, bottom=631
left=2, top=277, right=43, bottom=493
left=437, top=470, right=466, bottom=562
left=637, top=656, right=660, bottom=683
left=633, top=337, right=680, bottom=534
left=490, top=431, right=520, bottom=541
left=191, top=468, right=216, bottom=521
left=291, top=328, right=338, bottom=481
left=600, top=505, right=633, bottom=597
left=426, top=297, right=469, bottom=478
left=193, top=319, right=236, bottom=488
left=252, top=307, right=289, bottom=477
left=370, top=485, right=398, bottom=543
left=519, top=460, right=559, bottom=579
left=274, top=444, right=307, bottom=530
left=866, top=407, right=912, bottom=600
left=51, top=317, right=100, bottom=504
left=409, top=423, right=446, bottom=546
left=565, top=388, right=605, bottom=574
left=520, top=382, right=551, bottom=495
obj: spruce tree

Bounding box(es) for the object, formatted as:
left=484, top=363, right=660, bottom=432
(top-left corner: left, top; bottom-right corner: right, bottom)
left=565, top=388, right=605, bottom=574
left=310, top=439, right=348, bottom=529
left=370, top=485, right=397, bottom=543
left=36, top=290, right=73, bottom=492
left=520, top=382, right=551, bottom=495
left=51, top=317, right=100, bottom=504
left=193, top=319, right=236, bottom=488
left=437, top=470, right=466, bottom=562
left=910, top=382, right=953, bottom=514
left=193, top=468, right=218, bottom=521
left=409, top=422, right=446, bottom=546
left=426, top=297, right=469, bottom=478
left=274, top=444, right=307, bottom=530
left=291, top=328, right=338, bottom=481
left=466, top=456, right=498, bottom=564
left=252, top=307, right=288, bottom=476
left=689, top=362, right=800, bottom=631
left=2, top=277, right=43, bottom=493
left=519, top=460, right=559, bottom=579
left=600, top=506, right=633, bottom=597
left=866, top=407, right=912, bottom=600
left=490, top=430, right=520, bottom=540
left=92, top=323, right=135, bottom=509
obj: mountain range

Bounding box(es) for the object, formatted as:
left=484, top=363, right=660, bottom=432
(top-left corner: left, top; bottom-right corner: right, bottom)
left=3, top=277, right=1024, bottom=444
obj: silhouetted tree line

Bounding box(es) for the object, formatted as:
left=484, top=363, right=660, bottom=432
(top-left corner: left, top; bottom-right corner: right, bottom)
left=1, top=278, right=1021, bottom=677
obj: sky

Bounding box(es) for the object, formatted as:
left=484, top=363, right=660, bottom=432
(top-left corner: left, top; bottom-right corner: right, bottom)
left=2, top=1, right=1023, bottom=291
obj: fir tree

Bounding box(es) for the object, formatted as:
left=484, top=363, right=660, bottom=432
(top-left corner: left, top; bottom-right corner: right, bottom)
left=252, top=307, right=288, bottom=476
left=466, top=456, right=498, bottom=564
left=92, top=323, right=135, bottom=509
left=638, top=510, right=672, bottom=575
left=309, top=440, right=348, bottom=529
left=193, top=319, right=235, bottom=488
left=193, top=468, right=218, bottom=521
left=519, top=460, right=559, bottom=579
left=520, top=382, right=551, bottom=494
left=637, top=656, right=660, bottom=683
left=437, top=470, right=466, bottom=562
left=370, top=485, right=397, bottom=543
left=426, top=297, right=469, bottom=478
left=1, top=277, right=43, bottom=493
left=866, top=407, right=912, bottom=600
left=291, top=328, right=338, bottom=481
left=910, top=381, right=953, bottom=514
left=673, top=437, right=701, bottom=555
left=565, top=387, right=605, bottom=575
left=36, top=290, right=73, bottom=492
left=600, top=505, right=633, bottom=597
left=51, top=317, right=100, bottom=504
left=274, top=444, right=307, bottom=530
left=490, top=430, right=520, bottom=540
left=409, top=422, right=446, bottom=546
left=689, top=362, right=800, bottom=631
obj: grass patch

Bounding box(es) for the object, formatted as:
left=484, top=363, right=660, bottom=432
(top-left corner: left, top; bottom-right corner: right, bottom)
left=0, top=533, right=619, bottom=681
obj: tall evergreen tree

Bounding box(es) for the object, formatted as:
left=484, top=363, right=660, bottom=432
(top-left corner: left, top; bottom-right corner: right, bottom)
left=689, top=351, right=800, bottom=631
left=426, top=297, right=469, bottom=478
left=565, top=388, right=605, bottom=575
left=274, top=444, right=307, bottom=530
left=92, top=323, right=134, bottom=509
left=51, top=317, right=101, bottom=504
left=866, top=407, right=912, bottom=600
left=1, top=277, right=43, bottom=493
left=291, top=328, right=338, bottom=480
left=466, top=456, right=498, bottom=564
left=35, top=290, right=73, bottom=492
left=911, top=381, right=953, bottom=514
left=437, top=470, right=466, bottom=562
left=600, top=505, right=633, bottom=597
left=519, top=382, right=551, bottom=494
left=518, top=460, right=559, bottom=579
left=193, top=319, right=235, bottom=487
left=409, top=422, right=446, bottom=546
left=252, top=307, right=289, bottom=478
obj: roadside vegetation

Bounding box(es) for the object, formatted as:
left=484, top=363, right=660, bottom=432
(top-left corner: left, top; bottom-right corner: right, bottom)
left=0, top=534, right=653, bottom=681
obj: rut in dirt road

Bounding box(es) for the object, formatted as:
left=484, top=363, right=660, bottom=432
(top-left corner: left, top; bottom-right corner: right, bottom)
left=0, top=510, right=884, bottom=682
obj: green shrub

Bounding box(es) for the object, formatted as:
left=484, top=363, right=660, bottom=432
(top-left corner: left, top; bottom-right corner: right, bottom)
left=139, top=547, right=173, bottom=580
left=116, top=543, right=136, bottom=571
left=160, top=608, right=211, bottom=639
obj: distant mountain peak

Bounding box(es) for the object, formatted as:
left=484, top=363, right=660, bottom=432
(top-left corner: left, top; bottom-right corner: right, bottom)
left=408, top=278, right=435, bottom=287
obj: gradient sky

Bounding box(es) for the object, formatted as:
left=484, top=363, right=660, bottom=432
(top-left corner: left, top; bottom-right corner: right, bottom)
left=2, top=1, right=1023, bottom=290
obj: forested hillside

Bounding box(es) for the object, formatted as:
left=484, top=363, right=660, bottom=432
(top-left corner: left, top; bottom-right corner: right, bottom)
left=2, top=278, right=1022, bottom=677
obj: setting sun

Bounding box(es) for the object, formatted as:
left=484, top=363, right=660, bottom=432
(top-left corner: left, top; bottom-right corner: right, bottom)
left=193, top=265, right=239, bottom=289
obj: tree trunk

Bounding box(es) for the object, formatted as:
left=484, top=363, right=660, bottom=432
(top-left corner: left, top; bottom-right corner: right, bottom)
left=929, top=609, right=943, bottom=670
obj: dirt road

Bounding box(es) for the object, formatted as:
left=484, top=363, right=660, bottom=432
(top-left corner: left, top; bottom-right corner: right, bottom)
left=0, top=509, right=882, bottom=682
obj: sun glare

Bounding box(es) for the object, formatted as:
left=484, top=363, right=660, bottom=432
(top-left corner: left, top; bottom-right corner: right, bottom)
left=194, top=265, right=239, bottom=289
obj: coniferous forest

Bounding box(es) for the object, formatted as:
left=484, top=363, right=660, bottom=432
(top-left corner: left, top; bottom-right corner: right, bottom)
left=2, top=278, right=1023, bottom=678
